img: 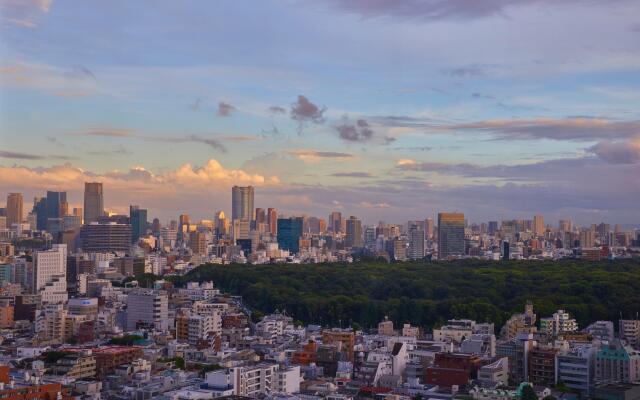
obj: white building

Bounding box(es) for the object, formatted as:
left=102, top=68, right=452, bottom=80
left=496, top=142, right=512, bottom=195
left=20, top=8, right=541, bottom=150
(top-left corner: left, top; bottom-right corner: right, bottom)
left=35, top=244, right=68, bottom=303
left=619, top=320, right=640, bottom=347
left=540, top=310, right=578, bottom=336
left=556, top=345, right=595, bottom=398
left=205, top=364, right=299, bottom=397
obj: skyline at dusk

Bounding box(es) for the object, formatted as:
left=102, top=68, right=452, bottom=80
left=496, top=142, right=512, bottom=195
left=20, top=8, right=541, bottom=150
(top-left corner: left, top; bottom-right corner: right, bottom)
left=2, top=0, right=640, bottom=224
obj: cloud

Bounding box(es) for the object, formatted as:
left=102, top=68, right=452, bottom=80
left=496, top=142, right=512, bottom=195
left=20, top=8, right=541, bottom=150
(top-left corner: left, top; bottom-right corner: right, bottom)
left=330, top=172, right=374, bottom=178
left=217, top=102, right=236, bottom=117
left=444, top=118, right=640, bottom=141
left=80, top=128, right=133, bottom=137
left=65, top=65, right=95, bottom=79
left=334, top=118, right=374, bottom=142
left=268, top=105, right=286, bottom=114
left=182, top=135, right=227, bottom=152
left=76, top=128, right=227, bottom=152
left=0, top=159, right=279, bottom=217
left=471, top=92, right=495, bottom=99
left=377, top=116, right=640, bottom=142
left=1, top=0, right=52, bottom=27
left=290, top=95, right=326, bottom=132
left=320, top=0, right=614, bottom=21
left=588, top=139, right=640, bottom=164
left=0, top=150, right=73, bottom=160
left=287, top=150, right=354, bottom=161
left=394, top=146, right=432, bottom=152
left=445, top=65, right=489, bottom=77
left=359, top=201, right=391, bottom=209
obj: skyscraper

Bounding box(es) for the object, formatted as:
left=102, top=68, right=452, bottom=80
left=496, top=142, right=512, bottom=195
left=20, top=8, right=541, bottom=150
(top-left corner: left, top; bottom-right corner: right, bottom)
left=329, top=211, right=342, bottom=233
left=267, top=208, right=278, bottom=235
left=255, top=208, right=266, bottom=224
left=277, top=217, right=303, bottom=254
left=408, top=223, right=426, bottom=260
left=83, top=182, right=104, bottom=224
left=533, top=215, right=544, bottom=236
left=437, top=212, right=465, bottom=259
left=130, top=205, right=148, bottom=243
left=232, top=186, right=254, bottom=221
left=6, top=193, right=23, bottom=227
left=33, top=197, right=48, bottom=231
left=345, top=216, right=363, bottom=248
left=46, top=191, right=67, bottom=219
left=425, top=217, right=434, bottom=239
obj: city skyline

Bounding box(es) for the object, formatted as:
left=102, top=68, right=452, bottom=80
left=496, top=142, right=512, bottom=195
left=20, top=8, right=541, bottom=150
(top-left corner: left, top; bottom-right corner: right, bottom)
left=1, top=1, right=640, bottom=224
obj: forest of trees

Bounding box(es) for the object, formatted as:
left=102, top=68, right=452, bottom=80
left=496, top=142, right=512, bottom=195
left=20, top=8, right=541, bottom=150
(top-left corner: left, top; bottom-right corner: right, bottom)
left=166, top=258, right=640, bottom=331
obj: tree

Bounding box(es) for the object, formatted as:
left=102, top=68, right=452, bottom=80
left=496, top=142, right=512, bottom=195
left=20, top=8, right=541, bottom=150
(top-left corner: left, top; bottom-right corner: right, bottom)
left=521, top=384, right=538, bottom=400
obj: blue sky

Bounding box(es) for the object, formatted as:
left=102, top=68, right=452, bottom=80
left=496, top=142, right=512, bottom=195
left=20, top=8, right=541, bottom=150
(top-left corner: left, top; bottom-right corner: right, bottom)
left=1, top=0, right=639, bottom=224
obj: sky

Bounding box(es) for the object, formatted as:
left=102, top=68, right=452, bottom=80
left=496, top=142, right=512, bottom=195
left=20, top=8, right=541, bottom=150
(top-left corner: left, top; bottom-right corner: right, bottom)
left=1, top=0, right=639, bottom=225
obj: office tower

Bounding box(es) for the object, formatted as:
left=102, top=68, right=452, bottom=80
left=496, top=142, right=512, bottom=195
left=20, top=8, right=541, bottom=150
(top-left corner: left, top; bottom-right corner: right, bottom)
left=83, top=182, right=104, bottom=224
left=232, top=219, right=250, bottom=241
left=255, top=208, right=266, bottom=224
left=46, top=191, right=67, bottom=218
left=189, top=231, right=207, bottom=255
left=125, top=289, right=168, bottom=331
left=129, top=205, right=148, bottom=243
left=437, top=212, right=465, bottom=259
left=277, top=217, right=303, bottom=254
left=232, top=186, right=254, bottom=221
left=80, top=223, right=132, bottom=252
left=34, top=244, right=68, bottom=303
left=214, top=211, right=227, bottom=235
left=364, top=226, right=376, bottom=247
left=408, top=223, right=426, bottom=260
left=533, top=215, right=544, bottom=236
left=345, top=216, right=363, bottom=248
left=318, top=218, right=327, bottom=234
left=488, top=221, right=498, bottom=235
left=267, top=208, right=278, bottom=235
left=33, top=197, right=48, bottom=231
left=329, top=211, right=342, bottom=233
left=6, top=193, right=23, bottom=227
left=559, top=219, right=572, bottom=232
left=502, top=241, right=510, bottom=261
left=580, top=229, right=596, bottom=248
left=425, top=217, right=434, bottom=239
left=151, top=218, right=161, bottom=235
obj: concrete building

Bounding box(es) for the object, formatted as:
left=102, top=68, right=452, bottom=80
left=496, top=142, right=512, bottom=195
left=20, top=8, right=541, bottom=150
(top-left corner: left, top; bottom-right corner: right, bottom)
left=83, top=182, right=104, bottom=224
left=34, top=244, right=68, bottom=303
left=619, top=320, right=640, bottom=347
left=125, top=289, right=168, bottom=331
left=80, top=222, right=132, bottom=253
left=438, top=212, right=465, bottom=259
left=556, top=345, right=596, bottom=398
left=595, top=340, right=640, bottom=384
left=232, top=186, right=254, bottom=222
left=478, top=357, right=509, bottom=387
left=540, top=309, right=578, bottom=337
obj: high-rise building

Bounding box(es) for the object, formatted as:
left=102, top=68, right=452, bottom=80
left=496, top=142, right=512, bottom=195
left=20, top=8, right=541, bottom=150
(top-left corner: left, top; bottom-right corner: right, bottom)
left=277, top=217, right=303, bottom=254
left=34, top=244, right=68, bottom=304
left=46, top=191, right=67, bottom=219
left=329, top=211, right=342, bottom=233
left=438, top=212, right=465, bottom=259
left=408, top=223, right=425, bottom=260
left=255, top=208, right=266, bottom=224
left=533, top=215, right=544, bottom=236
left=345, top=216, right=363, bottom=248
left=189, top=231, right=207, bottom=255
left=425, top=217, right=434, bottom=239
left=267, top=208, right=278, bottom=235
left=6, top=193, right=23, bottom=227
left=232, top=186, right=254, bottom=221
left=488, top=221, right=498, bottom=235
left=83, top=182, right=104, bottom=224
left=559, top=219, right=572, bottom=232
left=129, top=205, right=148, bottom=243
left=33, top=197, right=48, bottom=231
left=80, top=223, right=132, bottom=253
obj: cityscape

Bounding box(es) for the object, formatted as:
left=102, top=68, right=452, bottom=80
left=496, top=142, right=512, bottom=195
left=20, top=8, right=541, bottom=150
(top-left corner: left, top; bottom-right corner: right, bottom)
left=2, top=1, right=640, bottom=400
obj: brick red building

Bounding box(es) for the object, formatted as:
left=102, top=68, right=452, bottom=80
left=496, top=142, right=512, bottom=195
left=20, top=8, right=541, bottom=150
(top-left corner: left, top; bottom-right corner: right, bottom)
left=425, top=353, right=482, bottom=387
